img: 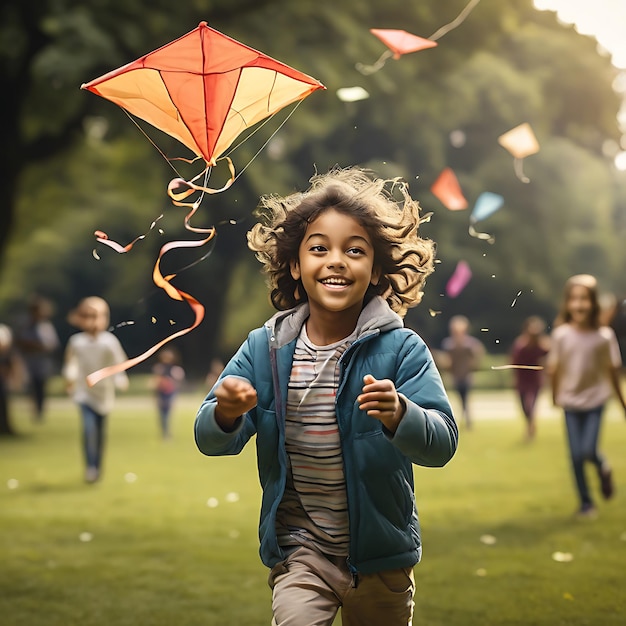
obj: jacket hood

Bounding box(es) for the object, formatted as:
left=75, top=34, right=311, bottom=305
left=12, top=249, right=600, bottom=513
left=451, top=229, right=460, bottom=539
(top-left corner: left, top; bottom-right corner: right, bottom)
left=265, top=296, right=404, bottom=348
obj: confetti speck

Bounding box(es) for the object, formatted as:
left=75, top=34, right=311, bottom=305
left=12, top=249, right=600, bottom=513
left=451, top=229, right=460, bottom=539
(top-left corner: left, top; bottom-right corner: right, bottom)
left=79, top=532, right=94, bottom=543
left=480, top=534, right=497, bottom=545
left=124, top=472, right=137, bottom=483
left=511, top=290, right=522, bottom=307
left=225, top=492, right=240, bottom=503
left=552, top=551, right=573, bottom=562
left=7, top=478, right=19, bottom=490
left=207, top=497, right=219, bottom=508
left=475, top=568, right=487, bottom=577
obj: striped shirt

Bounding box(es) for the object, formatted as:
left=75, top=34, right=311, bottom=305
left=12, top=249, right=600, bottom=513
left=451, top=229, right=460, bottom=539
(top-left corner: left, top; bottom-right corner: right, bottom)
left=275, top=325, right=355, bottom=556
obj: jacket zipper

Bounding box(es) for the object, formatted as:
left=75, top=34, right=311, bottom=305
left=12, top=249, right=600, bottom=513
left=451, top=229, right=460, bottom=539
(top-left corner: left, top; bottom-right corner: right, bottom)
left=336, top=331, right=378, bottom=576
left=269, top=330, right=289, bottom=559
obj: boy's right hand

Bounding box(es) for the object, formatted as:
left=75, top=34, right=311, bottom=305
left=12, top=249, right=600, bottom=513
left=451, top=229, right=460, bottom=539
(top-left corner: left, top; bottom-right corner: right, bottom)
left=214, top=376, right=257, bottom=430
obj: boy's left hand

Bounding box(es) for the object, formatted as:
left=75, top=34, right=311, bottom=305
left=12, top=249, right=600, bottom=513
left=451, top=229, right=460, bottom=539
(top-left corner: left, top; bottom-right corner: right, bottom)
left=358, top=374, right=406, bottom=434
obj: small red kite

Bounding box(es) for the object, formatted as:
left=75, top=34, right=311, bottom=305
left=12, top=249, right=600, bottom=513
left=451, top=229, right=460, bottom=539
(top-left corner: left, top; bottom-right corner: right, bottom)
left=430, top=168, right=468, bottom=211
left=356, top=28, right=437, bottom=74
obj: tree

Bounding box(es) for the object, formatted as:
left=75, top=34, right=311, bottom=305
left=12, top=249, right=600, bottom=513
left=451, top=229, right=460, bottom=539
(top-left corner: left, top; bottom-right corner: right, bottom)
left=1, top=0, right=624, bottom=383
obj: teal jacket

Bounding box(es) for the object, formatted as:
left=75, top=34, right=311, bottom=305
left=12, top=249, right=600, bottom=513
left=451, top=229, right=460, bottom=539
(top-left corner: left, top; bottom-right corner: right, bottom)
left=194, top=297, right=457, bottom=575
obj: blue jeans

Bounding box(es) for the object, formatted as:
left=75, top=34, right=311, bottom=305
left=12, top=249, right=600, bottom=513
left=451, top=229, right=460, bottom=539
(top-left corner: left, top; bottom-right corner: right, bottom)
left=156, top=392, right=175, bottom=438
left=564, top=406, right=605, bottom=508
left=80, top=403, right=107, bottom=471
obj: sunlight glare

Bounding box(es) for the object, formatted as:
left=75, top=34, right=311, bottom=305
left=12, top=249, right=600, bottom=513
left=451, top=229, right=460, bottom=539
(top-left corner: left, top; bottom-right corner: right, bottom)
left=534, top=0, right=626, bottom=69
left=614, top=152, right=626, bottom=171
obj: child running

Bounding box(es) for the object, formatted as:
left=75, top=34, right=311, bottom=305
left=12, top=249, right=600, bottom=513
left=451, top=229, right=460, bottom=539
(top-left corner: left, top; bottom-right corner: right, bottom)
left=441, top=315, right=484, bottom=430
left=510, top=316, right=550, bottom=441
left=547, top=274, right=626, bottom=518
left=63, top=297, right=128, bottom=483
left=152, top=347, right=185, bottom=440
left=194, top=167, right=458, bottom=625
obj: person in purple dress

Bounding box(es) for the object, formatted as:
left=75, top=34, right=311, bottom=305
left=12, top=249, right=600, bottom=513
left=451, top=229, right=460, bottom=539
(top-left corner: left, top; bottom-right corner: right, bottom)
left=510, top=316, right=550, bottom=441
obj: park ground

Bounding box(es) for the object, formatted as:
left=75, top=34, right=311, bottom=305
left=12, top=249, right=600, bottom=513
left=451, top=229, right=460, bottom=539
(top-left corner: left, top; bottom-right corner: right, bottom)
left=1, top=388, right=625, bottom=625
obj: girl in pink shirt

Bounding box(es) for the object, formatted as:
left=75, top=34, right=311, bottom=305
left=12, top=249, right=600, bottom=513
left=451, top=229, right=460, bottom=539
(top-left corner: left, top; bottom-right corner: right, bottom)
left=547, top=275, right=626, bottom=517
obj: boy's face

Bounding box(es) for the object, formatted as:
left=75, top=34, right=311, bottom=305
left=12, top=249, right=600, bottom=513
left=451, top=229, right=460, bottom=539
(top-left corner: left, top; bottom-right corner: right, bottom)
left=290, top=208, right=380, bottom=317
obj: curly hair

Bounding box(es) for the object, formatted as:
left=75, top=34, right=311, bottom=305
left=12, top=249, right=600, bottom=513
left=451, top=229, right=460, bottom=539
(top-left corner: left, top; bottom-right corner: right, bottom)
left=247, top=167, right=435, bottom=317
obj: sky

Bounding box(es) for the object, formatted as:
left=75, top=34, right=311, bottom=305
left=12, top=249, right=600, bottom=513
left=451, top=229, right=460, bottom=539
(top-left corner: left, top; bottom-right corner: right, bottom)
left=533, top=0, right=626, bottom=69
left=534, top=0, right=626, bottom=169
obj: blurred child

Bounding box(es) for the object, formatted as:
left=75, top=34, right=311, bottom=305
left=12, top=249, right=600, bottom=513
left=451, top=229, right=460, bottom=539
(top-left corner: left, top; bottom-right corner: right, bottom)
left=152, top=347, right=185, bottom=439
left=63, top=297, right=128, bottom=483
left=510, top=316, right=550, bottom=441
left=15, top=295, right=60, bottom=422
left=0, top=324, right=20, bottom=435
left=441, top=315, right=485, bottom=429
left=194, top=167, right=457, bottom=625
left=204, top=357, right=224, bottom=391
left=547, top=275, right=626, bottom=518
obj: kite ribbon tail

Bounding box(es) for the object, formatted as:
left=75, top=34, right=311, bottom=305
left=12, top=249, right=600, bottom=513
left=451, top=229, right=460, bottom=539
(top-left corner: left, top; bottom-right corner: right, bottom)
left=94, top=231, right=144, bottom=254
left=513, top=158, right=530, bottom=184
left=167, top=157, right=236, bottom=208
left=85, top=293, right=204, bottom=387
left=93, top=215, right=164, bottom=254
left=468, top=221, right=495, bottom=244
left=355, top=49, right=394, bottom=75
left=86, top=232, right=214, bottom=388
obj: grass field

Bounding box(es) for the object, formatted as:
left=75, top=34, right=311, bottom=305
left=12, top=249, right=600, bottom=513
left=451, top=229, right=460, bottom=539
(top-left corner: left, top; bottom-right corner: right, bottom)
left=1, top=389, right=625, bottom=625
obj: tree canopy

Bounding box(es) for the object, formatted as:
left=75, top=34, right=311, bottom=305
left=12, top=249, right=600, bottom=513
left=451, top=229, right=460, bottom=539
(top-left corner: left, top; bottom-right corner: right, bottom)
left=1, top=0, right=625, bottom=377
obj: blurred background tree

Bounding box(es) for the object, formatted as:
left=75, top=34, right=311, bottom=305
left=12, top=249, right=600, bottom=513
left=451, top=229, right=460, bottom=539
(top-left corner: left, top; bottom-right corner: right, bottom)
left=1, top=0, right=624, bottom=378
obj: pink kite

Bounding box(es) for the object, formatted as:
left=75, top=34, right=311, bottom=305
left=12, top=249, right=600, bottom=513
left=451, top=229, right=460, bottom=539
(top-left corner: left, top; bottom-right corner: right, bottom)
left=446, top=261, right=472, bottom=298
left=370, top=29, right=438, bottom=59
left=356, top=29, right=437, bottom=74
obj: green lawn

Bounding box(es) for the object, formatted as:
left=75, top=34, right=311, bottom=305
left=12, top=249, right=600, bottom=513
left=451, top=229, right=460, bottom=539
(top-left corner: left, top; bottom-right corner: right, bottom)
left=1, top=390, right=625, bottom=625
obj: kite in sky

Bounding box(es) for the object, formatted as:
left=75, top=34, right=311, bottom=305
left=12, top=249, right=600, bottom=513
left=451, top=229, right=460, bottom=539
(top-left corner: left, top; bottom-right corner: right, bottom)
left=81, top=22, right=325, bottom=385
left=446, top=260, right=472, bottom=298
left=468, top=191, right=504, bottom=243
left=498, top=122, right=540, bottom=183
left=356, top=0, right=481, bottom=74
left=336, top=86, right=370, bottom=102
left=430, top=167, right=468, bottom=210
left=356, top=29, right=438, bottom=75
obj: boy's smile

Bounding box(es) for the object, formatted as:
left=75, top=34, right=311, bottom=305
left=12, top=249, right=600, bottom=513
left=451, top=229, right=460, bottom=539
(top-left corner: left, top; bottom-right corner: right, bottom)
left=290, top=208, right=380, bottom=331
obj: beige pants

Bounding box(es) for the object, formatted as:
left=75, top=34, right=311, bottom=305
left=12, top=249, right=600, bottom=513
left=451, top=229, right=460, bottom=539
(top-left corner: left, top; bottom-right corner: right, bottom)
left=269, top=545, right=415, bottom=626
